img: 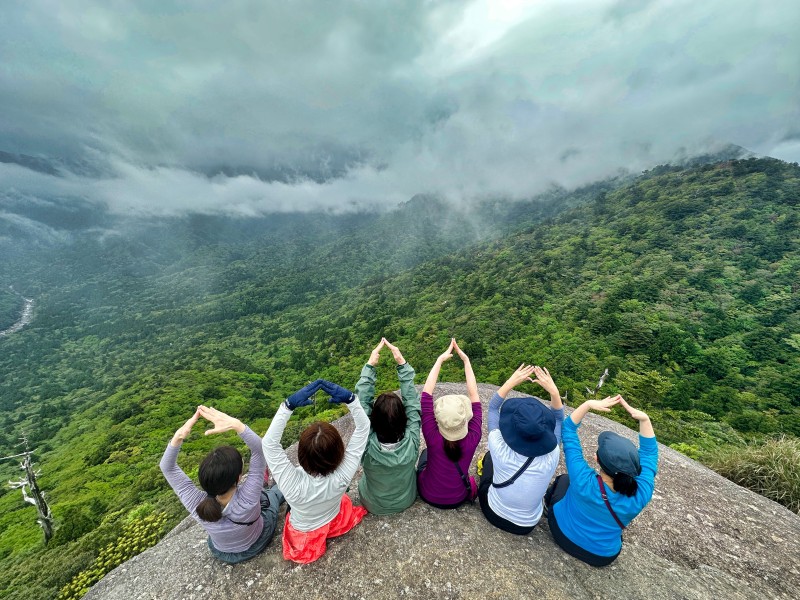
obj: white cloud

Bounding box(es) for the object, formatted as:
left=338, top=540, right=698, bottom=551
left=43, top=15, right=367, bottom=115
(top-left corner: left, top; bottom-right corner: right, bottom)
left=0, top=0, right=798, bottom=215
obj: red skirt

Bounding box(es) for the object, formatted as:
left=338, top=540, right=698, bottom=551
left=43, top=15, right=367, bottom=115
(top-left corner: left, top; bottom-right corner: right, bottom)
left=282, top=495, right=367, bottom=564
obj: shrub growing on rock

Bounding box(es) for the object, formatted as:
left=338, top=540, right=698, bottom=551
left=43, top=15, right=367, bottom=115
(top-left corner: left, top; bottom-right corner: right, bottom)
left=706, top=436, right=800, bottom=514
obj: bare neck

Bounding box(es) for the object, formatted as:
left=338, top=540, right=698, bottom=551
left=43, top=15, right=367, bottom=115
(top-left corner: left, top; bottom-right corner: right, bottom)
left=216, top=485, right=237, bottom=507
left=599, top=470, right=616, bottom=492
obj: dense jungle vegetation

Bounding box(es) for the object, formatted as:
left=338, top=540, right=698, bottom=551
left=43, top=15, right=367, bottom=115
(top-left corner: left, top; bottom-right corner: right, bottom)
left=0, top=157, right=798, bottom=599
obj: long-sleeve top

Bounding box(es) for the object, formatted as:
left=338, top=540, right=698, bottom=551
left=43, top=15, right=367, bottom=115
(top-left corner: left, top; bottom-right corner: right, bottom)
left=262, top=400, right=370, bottom=532
left=159, top=427, right=266, bottom=553
left=486, top=392, right=564, bottom=526
left=356, top=362, right=421, bottom=514
left=553, top=416, right=659, bottom=557
left=417, top=391, right=483, bottom=505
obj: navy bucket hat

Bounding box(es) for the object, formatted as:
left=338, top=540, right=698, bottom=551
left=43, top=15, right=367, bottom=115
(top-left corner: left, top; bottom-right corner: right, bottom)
left=597, top=431, right=641, bottom=477
left=499, top=397, right=557, bottom=458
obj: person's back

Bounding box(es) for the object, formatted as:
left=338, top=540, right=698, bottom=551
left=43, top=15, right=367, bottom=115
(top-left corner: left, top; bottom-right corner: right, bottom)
left=263, top=379, right=370, bottom=563
left=553, top=419, right=657, bottom=556
left=357, top=339, right=421, bottom=514
left=417, top=339, right=483, bottom=508
left=478, top=365, right=565, bottom=534
left=160, top=406, right=283, bottom=563
left=546, top=396, right=658, bottom=565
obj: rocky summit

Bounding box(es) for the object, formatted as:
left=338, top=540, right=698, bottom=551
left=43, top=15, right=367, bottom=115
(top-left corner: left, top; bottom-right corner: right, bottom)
left=86, top=384, right=800, bottom=600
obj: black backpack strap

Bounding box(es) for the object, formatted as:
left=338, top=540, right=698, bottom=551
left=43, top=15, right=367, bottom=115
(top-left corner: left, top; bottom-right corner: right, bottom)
left=227, top=516, right=258, bottom=526
left=453, top=461, right=475, bottom=503
left=492, top=456, right=535, bottom=489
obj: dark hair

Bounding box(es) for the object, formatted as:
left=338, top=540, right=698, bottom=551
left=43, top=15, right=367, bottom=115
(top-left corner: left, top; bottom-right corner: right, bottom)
left=611, top=472, right=639, bottom=497
left=443, top=439, right=462, bottom=463
left=196, top=445, right=243, bottom=522
left=370, top=392, right=407, bottom=444
left=298, top=422, right=345, bottom=477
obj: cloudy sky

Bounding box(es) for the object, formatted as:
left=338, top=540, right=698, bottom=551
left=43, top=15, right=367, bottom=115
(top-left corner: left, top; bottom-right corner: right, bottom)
left=1, top=0, right=798, bottom=215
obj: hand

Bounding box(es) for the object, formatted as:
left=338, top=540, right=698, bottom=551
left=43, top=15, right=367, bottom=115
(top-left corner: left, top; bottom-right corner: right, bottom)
left=367, top=339, right=385, bottom=367
left=286, top=379, right=324, bottom=410
left=452, top=339, right=469, bottom=362
left=505, top=363, right=536, bottom=388
left=587, top=395, right=622, bottom=412
left=437, top=338, right=455, bottom=363
left=382, top=338, right=406, bottom=365
left=171, top=409, right=200, bottom=446
left=530, top=366, right=559, bottom=398
left=320, top=380, right=355, bottom=404
left=619, top=397, right=649, bottom=421
left=198, top=405, right=245, bottom=435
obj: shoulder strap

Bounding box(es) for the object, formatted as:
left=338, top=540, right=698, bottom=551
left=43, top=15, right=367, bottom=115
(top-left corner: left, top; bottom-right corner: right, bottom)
left=596, top=475, right=626, bottom=530
left=492, top=456, right=535, bottom=489
left=227, top=516, right=259, bottom=526
left=453, top=461, right=475, bottom=503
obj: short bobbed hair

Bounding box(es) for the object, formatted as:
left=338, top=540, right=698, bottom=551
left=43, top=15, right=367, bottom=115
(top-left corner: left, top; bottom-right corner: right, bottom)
left=298, top=422, right=345, bottom=477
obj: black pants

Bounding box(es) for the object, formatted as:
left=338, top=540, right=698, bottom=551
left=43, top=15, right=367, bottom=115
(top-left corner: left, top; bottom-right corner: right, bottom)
left=416, top=449, right=469, bottom=510
left=477, top=451, right=536, bottom=535
left=545, top=474, right=621, bottom=567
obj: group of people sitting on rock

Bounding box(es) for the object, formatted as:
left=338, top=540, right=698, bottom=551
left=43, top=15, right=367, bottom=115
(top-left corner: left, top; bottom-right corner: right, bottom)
left=160, top=338, right=658, bottom=567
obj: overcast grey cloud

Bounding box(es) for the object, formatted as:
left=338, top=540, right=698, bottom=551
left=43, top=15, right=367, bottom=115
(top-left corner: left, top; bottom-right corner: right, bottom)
left=1, top=0, right=798, bottom=215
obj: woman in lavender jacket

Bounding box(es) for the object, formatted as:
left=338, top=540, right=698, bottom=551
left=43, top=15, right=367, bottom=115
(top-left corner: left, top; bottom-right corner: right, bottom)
left=160, top=405, right=284, bottom=563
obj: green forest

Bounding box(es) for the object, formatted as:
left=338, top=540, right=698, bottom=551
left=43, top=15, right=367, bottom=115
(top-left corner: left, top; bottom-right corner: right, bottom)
left=0, top=157, right=798, bottom=599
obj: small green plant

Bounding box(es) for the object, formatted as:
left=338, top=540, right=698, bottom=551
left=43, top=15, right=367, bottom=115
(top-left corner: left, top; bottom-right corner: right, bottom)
left=705, top=436, right=800, bottom=514
left=57, top=512, right=168, bottom=600
left=669, top=442, right=702, bottom=460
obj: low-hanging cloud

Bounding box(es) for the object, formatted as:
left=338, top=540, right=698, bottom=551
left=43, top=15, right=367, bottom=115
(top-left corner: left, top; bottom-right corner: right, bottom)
left=1, top=0, right=798, bottom=216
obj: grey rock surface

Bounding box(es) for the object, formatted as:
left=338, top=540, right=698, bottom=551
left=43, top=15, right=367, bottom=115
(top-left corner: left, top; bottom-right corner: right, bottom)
left=86, top=384, right=800, bottom=600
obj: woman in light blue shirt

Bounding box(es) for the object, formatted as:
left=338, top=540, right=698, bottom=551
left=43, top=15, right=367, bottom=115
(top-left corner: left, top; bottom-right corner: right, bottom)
left=478, top=365, right=564, bottom=535
left=544, top=396, right=658, bottom=566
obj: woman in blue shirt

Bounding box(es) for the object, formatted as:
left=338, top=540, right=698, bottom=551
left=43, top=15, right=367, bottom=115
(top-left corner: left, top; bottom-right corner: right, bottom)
left=544, top=396, right=658, bottom=566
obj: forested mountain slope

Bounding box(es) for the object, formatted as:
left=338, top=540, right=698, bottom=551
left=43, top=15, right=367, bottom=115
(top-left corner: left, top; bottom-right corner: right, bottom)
left=0, top=157, right=797, bottom=599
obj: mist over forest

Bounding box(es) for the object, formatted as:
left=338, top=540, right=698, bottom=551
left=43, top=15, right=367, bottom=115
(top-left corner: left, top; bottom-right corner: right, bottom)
left=1, top=2, right=799, bottom=599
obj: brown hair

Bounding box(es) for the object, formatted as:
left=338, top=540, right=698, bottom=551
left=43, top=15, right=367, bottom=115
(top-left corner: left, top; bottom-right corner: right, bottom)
left=196, top=445, right=243, bottom=522
left=443, top=439, right=462, bottom=462
left=370, top=392, right=407, bottom=444
left=298, top=422, right=345, bottom=477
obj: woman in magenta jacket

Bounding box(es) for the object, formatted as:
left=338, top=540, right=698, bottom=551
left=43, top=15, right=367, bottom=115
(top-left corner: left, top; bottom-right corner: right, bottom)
left=417, top=339, right=482, bottom=508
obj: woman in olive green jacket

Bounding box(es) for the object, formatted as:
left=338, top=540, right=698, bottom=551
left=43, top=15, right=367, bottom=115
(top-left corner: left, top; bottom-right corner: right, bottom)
left=356, top=338, right=421, bottom=514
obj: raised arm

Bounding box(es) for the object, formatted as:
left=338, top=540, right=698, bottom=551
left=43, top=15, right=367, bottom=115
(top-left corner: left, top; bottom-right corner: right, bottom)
left=198, top=405, right=264, bottom=506
left=319, top=380, right=370, bottom=484
left=491, top=364, right=537, bottom=432
left=262, top=380, right=324, bottom=493
left=453, top=340, right=479, bottom=404
left=569, top=396, right=621, bottom=426
left=619, top=398, right=655, bottom=438
left=160, top=409, right=206, bottom=514
left=384, top=339, right=421, bottom=440
left=530, top=366, right=563, bottom=410
left=422, top=339, right=454, bottom=395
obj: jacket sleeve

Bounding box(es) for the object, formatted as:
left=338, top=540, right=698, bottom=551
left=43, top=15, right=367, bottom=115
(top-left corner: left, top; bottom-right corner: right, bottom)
left=355, top=364, right=377, bottom=417
left=561, top=416, right=594, bottom=483
left=334, top=398, right=371, bottom=485
left=262, top=404, right=303, bottom=497
left=420, top=391, right=437, bottom=443
left=398, top=362, right=421, bottom=447
left=232, top=427, right=267, bottom=511
left=159, top=443, right=205, bottom=515
left=633, top=434, right=659, bottom=506
left=465, top=400, right=483, bottom=448
left=488, top=392, right=503, bottom=432
left=551, top=406, right=565, bottom=444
